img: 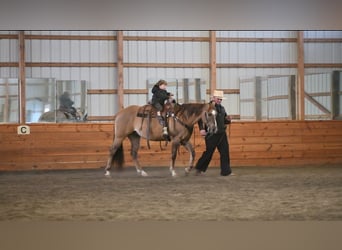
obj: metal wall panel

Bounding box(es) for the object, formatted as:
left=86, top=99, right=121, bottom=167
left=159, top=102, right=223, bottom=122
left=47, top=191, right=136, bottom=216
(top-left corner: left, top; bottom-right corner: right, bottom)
left=217, top=31, right=297, bottom=38
left=1, top=31, right=342, bottom=120
left=304, top=73, right=332, bottom=119
left=0, top=37, right=18, bottom=78
left=0, top=39, right=17, bottom=62
left=124, top=31, right=209, bottom=37
left=217, top=42, right=297, bottom=64
left=267, top=76, right=291, bottom=119
left=124, top=41, right=208, bottom=63
left=26, top=40, right=116, bottom=63
left=304, top=31, right=342, bottom=65
left=239, top=78, right=256, bottom=120
left=304, top=31, right=342, bottom=38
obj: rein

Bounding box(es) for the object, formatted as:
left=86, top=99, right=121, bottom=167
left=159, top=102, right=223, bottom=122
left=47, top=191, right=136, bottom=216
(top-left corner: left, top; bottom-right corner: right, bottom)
left=172, top=115, right=193, bottom=132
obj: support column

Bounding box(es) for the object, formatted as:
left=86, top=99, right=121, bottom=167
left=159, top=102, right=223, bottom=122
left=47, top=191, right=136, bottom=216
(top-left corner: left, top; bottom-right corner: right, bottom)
left=117, top=31, right=124, bottom=110
left=255, top=77, right=262, bottom=120
left=18, top=31, right=26, bottom=124
left=289, top=75, right=296, bottom=120
left=183, top=78, right=189, bottom=103
left=296, top=31, right=305, bottom=120
left=209, top=31, right=216, bottom=96
left=332, top=71, right=341, bottom=120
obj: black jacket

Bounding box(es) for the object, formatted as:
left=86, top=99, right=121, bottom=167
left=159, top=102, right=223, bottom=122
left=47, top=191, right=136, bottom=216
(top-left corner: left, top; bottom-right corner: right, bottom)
left=151, top=84, right=171, bottom=106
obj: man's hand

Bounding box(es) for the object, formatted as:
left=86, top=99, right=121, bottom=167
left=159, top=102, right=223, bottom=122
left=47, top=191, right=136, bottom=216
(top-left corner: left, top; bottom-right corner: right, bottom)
left=225, top=115, right=232, bottom=124
left=200, top=129, right=207, bottom=137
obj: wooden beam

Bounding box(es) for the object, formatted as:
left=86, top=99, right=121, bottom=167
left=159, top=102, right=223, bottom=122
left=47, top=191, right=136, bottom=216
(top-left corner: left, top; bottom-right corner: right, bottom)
left=89, top=88, right=239, bottom=96
left=304, top=38, right=342, bottom=43
left=206, top=89, right=240, bottom=95
left=304, top=92, right=331, bottom=115
left=2, top=62, right=341, bottom=69
left=18, top=31, right=26, bottom=124
left=24, top=35, right=116, bottom=40
left=117, top=31, right=124, bottom=110
left=123, top=63, right=209, bottom=68
left=124, top=36, right=209, bottom=42
left=304, top=63, right=342, bottom=68
left=0, top=62, right=18, bottom=67
left=209, top=31, right=216, bottom=95
left=87, top=89, right=148, bottom=94
left=86, top=116, right=115, bottom=121
left=297, top=31, right=305, bottom=120
left=217, top=37, right=297, bottom=43
left=0, top=34, right=18, bottom=39
left=217, top=63, right=297, bottom=68
left=26, top=62, right=116, bottom=67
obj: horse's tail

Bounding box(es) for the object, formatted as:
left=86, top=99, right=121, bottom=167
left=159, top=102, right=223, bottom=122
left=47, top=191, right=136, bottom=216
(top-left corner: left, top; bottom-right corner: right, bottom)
left=112, top=144, right=125, bottom=170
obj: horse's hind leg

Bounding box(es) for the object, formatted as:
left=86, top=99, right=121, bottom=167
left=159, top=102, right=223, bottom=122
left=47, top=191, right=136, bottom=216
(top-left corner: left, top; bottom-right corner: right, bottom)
left=128, top=132, right=147, bottom=176
left=104, top=138, right=124, bottom=176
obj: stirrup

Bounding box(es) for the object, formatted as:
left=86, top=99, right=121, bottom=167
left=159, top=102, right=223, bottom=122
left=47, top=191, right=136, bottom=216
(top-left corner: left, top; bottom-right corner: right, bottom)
left=162, top=127, right=170, bottom=141
left=163, top=134, right=171, bottom=141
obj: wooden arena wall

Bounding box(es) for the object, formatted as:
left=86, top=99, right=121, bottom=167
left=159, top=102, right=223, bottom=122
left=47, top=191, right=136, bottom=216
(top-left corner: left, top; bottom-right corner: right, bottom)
left=0, top=121, right=342, bottom=171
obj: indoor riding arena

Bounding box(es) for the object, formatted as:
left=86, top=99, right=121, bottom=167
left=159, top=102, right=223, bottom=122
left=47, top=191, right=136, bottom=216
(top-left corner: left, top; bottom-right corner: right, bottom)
left=1, top=31, right=342, bottom=223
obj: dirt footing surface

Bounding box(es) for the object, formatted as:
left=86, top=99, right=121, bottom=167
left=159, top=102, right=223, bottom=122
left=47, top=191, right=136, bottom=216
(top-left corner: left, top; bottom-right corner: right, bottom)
left=1, top=166, right=341, bottom=221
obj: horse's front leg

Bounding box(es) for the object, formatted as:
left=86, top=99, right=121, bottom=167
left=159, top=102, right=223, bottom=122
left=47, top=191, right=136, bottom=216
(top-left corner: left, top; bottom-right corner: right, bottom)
left=182, top=141, right=195, bottom=174
left=170, top=141, right=180, bottom=177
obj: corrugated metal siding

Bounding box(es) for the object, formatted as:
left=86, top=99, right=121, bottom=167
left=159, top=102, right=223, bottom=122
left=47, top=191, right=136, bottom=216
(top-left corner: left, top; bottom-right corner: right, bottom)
left=0, top=78, right=19, bottom=122
left=1, top=31, right=341, bottom=120
left=23, top=31, right=117, bottom=117
left=267, top=76, right=291, bottom=119
left=123, top=31, right=210, bottom=107
left=305, top=73, right=332, bottom=119
left=304, top=31, right=342, bottom=74
left=216, top=31, right=298, bottom=116
left=217, top=31, right=297, bottom=38
left=0, top=36, right=18, bottom=78
left=239, top=77, right=255, bottom=120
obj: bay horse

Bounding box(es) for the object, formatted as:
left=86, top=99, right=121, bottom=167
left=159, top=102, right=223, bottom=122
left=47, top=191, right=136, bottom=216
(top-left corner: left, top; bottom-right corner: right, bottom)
left=104, top=102, right=218, bottom=177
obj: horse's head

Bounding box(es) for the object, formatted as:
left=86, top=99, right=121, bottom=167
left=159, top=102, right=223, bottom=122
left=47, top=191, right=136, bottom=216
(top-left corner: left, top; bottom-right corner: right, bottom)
left=75, top=108, right=88, bottom=121
left=202, top=102, right=218, bottom=135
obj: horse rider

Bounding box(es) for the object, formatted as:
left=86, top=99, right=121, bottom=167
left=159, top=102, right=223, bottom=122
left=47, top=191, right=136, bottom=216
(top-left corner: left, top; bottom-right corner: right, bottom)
left=59, top=91, right=77, bottom=119
left=151, top=79, right=174, bottom=141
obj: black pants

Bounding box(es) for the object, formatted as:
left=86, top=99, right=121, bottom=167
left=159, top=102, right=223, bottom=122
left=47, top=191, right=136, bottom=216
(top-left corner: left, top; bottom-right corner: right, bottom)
left=195, top=132, right=231, bottom=175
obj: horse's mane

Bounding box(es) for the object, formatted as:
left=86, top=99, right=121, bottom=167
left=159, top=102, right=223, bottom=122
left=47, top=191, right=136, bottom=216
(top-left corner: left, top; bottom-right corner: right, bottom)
left=174, top=103, right=207, bottom=119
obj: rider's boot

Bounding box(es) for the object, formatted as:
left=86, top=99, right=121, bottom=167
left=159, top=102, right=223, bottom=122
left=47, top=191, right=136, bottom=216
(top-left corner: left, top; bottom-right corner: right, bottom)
left=157, top=111, right=170, bottom=141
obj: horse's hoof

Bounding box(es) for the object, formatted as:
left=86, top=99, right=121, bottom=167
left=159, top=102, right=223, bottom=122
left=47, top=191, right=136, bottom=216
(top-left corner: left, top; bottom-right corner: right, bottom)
left=137, top=169, right=148, bottom=177
left=104, top=170, right=111, bottom=176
